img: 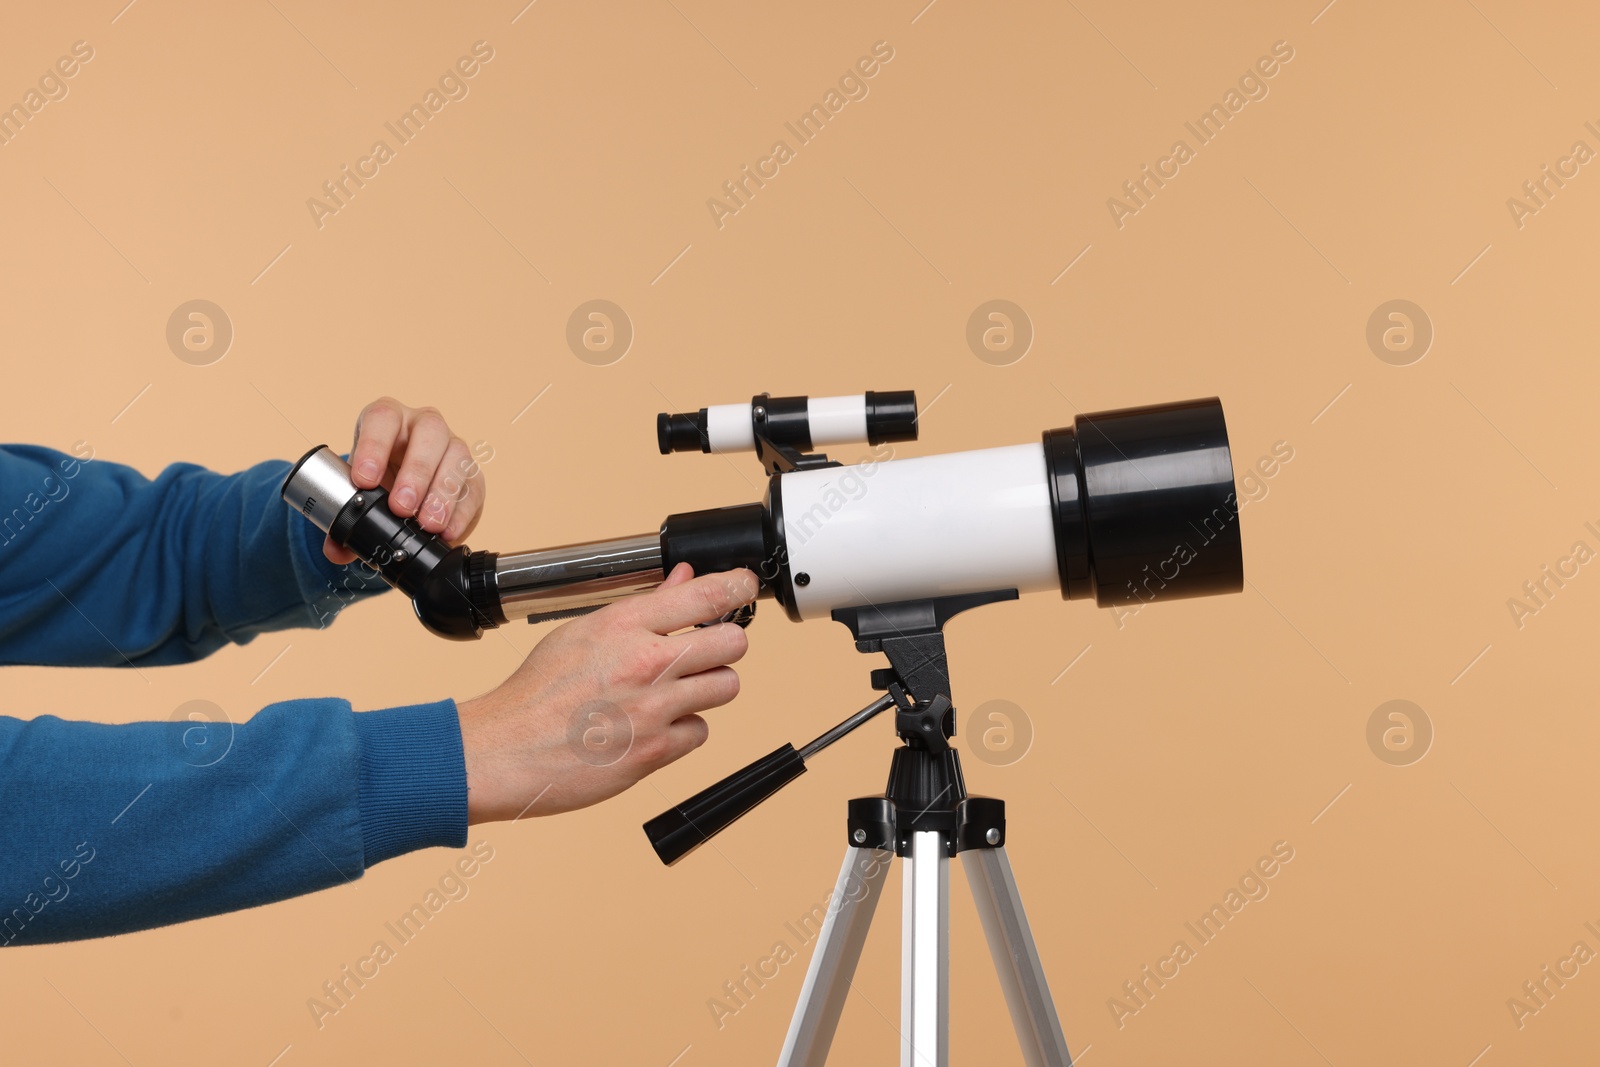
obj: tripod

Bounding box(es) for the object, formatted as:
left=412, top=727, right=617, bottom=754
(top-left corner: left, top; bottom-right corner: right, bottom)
left=644, top=590, right=1075, bottom=1066
left=778, top=592, right=1073, bottom=1067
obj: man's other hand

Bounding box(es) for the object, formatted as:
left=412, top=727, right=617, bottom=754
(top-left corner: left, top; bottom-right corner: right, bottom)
left=456, top=564, right=758, bottom=823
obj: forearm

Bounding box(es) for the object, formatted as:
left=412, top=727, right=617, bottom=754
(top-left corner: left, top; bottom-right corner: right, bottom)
left=0, top=698, right=467, bottom=946
left=0, top=446, right=391, bottom=667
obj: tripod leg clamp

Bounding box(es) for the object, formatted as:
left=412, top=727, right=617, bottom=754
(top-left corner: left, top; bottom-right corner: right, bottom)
left=847, top=795, right=1006, bottom=857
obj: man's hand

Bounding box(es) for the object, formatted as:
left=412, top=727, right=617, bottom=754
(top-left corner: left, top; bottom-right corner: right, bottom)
left=456, top=563, right=757, bottom=823
left=324, top=397, right=487, bottom=564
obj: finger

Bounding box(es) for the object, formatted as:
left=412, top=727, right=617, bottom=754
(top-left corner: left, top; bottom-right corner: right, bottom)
left=658, top=561, right=693, bottom=588
left=663, top=665, right=741, bottom=717
left=605, top=561, right=690, bottom=631
left=349, top=399, right=404, bottom=489
left=323, top=535, right=358, bottom=565
left=655, top=622, right=749, bottom=680
left=631, top=568, right=758, bottom=635
left=662, top=713, right=710, bottom=761
left=599, top=561, right=689, bottom=630
left=390, top=408, right=451, bottom=517
left=441, top=444, right=486, bottom=544
left=419, top=436, right=477, bottom=536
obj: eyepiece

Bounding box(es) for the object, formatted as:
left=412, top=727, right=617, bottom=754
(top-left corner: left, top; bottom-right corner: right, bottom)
left=657, top=410, right=709, bottom=455
left=864, top=389, right=919, bottom=445
left=281, top=446, right=361, bottom=533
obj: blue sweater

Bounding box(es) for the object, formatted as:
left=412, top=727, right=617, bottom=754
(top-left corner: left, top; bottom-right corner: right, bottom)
left=0, top=444, right=468, bottom=946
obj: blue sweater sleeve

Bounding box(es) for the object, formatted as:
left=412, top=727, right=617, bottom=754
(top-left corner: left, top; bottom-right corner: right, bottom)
left=0, top=444, right=472, bottom=944
left=0, top=443, right=391, bottom=666
left=0, top=697, right=468, bottom=946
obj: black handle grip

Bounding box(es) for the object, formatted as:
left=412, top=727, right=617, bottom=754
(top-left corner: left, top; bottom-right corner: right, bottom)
left=643, top=744, right=807, bottom=865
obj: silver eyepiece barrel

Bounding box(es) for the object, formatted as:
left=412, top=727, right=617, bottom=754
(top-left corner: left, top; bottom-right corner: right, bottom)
left=494, top=535, right=665, bottom=622
left=281, top=446, right=360, bottom=533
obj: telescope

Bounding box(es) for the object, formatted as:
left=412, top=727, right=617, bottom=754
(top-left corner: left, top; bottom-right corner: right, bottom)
left=281, top=389, right=1244, bottom=1067
left=281, top=389, right=1241, bottom=638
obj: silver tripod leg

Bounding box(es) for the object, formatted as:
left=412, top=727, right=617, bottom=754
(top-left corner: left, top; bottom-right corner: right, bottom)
left=778, top=846, right=893, bottom=1067
left=903, top=830, right=950, bottom=1067
left=962, top=846, right=1073, bottom=1067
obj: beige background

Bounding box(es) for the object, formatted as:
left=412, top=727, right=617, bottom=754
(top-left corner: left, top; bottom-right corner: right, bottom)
left=2, top=1, right=1597, bottom=1064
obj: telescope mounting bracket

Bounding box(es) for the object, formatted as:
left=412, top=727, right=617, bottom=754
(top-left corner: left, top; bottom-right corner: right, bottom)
left=831, top=589, right=1018, bottom=746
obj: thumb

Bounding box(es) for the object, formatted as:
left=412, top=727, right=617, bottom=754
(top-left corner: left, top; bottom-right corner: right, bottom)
left=324, top=535, right=358, bottom=565
left=657, top=561, right=694, bottom=589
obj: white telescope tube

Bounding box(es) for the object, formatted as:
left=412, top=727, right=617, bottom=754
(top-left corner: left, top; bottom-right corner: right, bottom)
left=777, top=444, right=1060, bottom=621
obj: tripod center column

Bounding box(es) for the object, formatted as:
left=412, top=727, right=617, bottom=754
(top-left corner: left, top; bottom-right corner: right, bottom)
left=902, top=829, right=951, bottom=1067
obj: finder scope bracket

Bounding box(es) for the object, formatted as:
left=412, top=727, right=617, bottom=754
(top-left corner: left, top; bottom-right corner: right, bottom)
left=749, top=393, right=840, bottom=476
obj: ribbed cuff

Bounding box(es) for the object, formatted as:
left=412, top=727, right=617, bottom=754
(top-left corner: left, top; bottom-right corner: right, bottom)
left=353, top=699, right=469, bottom=866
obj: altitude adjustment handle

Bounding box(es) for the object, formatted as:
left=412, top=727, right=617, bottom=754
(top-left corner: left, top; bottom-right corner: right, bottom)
left=644, top=744, right=807, bottom=865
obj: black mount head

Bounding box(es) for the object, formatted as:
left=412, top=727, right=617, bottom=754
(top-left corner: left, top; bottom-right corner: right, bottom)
left=831, top=589, right=1018, bottom=749
left=642, top=588, right=1018, bottom=865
